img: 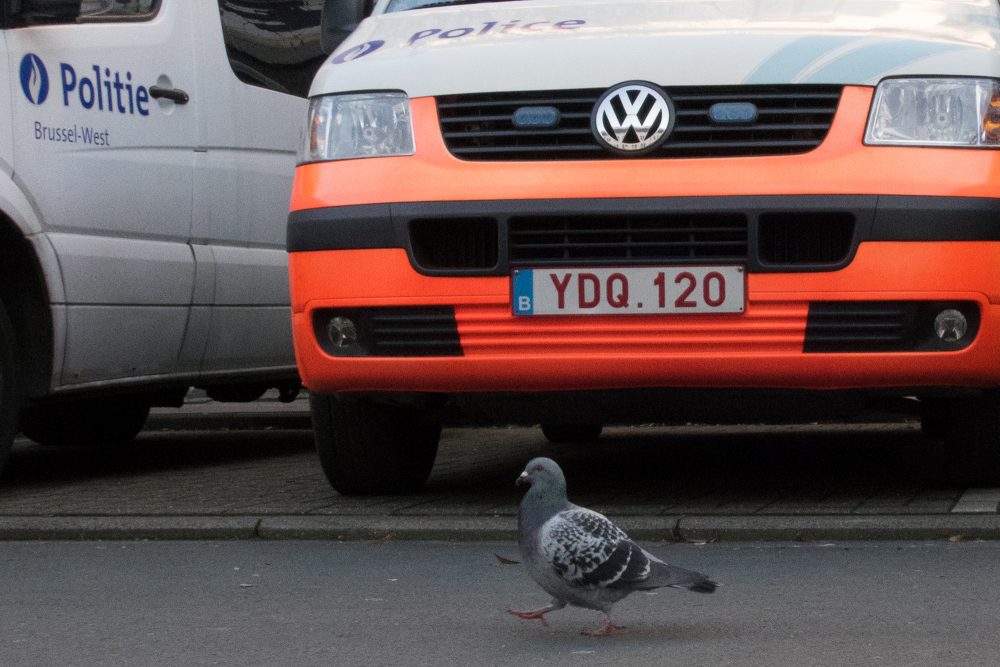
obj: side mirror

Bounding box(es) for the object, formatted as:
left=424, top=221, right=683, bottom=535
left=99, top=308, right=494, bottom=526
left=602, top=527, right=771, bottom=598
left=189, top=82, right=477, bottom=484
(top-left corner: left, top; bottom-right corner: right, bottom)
left=320, top=0, right=369, bottom=54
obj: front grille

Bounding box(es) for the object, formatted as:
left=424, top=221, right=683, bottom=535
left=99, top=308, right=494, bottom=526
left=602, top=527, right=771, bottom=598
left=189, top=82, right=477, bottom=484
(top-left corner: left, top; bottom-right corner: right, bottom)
left=313, top=307, right=462, bottom=357
left=437, top=85, right=842, bottom=161
left=509, top=213, right=749, bottom=265
left=804, top=301, right=979, bottom=353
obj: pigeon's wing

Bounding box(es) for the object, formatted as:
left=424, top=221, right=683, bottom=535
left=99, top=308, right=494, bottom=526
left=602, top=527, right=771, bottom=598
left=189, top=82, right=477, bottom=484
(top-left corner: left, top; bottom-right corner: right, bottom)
left=539, top=507, right=654, bottom=590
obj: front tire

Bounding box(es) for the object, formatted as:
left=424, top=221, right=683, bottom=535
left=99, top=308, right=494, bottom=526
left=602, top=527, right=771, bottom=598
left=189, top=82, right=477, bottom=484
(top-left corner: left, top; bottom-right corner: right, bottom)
left=19, top=396, right=151, bottom=447
left=920, top=398, right=954, bottom=439
left=0, top=301, right=20, bottom=475
left=945, top=391, right=1000, bottom=486
left=311, top=393, right=441, bottom=495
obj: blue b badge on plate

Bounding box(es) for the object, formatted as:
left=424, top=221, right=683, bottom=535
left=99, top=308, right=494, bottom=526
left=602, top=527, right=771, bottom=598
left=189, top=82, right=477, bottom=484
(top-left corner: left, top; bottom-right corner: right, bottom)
left=512, top=270, right=534, bottom=315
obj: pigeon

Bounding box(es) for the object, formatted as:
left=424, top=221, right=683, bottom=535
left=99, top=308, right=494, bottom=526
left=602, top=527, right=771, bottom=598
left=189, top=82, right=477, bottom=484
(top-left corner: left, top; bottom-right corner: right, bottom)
left=508, top=457, right=716, bottom=636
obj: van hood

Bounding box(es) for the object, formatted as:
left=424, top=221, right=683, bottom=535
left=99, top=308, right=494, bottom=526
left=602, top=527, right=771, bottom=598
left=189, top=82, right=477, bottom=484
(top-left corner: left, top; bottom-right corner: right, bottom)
left=312, top=0, right=1000, bottom=98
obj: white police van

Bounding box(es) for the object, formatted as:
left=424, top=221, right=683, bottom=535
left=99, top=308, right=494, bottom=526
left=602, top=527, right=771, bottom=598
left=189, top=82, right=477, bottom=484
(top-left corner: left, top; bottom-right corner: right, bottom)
left=0, top=1, right=335, bottom=470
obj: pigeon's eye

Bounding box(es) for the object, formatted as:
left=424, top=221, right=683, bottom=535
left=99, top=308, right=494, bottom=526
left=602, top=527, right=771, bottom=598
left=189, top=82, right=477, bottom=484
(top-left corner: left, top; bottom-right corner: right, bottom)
left=534, top=465, right=544, bottom=472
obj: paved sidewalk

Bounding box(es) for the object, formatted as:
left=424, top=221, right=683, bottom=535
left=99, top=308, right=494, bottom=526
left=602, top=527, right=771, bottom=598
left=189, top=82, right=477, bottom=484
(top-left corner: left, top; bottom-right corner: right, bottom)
left=0, top=393, right=998, bottom=541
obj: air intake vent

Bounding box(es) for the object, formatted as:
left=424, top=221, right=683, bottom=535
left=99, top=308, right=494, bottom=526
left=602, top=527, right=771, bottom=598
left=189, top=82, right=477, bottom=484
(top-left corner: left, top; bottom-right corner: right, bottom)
left=437, top=85, right=842, bottom=161
left=509, top=213, right=749, bottom=265
left=410, top=218, right=498, bottom=271
left=759, top=212, right=855, bottom=266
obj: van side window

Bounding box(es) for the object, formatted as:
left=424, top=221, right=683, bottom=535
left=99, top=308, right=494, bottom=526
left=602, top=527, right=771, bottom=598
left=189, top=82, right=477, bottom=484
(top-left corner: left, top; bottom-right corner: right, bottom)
left=9, top=0, right=159, bottom=24
left=218, top=0, right=326, bottom=98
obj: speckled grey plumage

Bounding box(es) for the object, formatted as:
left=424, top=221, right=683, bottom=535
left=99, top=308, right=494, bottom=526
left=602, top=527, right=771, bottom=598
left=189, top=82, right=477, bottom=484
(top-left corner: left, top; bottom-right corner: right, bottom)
left=511, top=457, right=716, bottom=634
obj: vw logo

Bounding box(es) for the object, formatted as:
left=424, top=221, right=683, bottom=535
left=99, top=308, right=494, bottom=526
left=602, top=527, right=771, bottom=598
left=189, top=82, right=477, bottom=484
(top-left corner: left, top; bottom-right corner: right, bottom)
left=592, top=81, right=674, bottom=154
left=19, top=53, right=49, bottom=105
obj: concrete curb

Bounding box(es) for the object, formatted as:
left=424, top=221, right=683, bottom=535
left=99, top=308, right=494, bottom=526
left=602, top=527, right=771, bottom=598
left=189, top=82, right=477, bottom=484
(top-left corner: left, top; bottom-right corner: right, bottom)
left=0, top=516, right=260, bottom=540
left=675, top=515, right=1000, bottom=542
left=256, top=516, right=518, bottom=541
left=0, top=514, right=998, bottom=541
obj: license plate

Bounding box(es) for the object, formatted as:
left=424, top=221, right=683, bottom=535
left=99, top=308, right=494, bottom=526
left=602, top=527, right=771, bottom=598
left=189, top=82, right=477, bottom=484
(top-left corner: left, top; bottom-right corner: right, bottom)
left=512, top=266, right=745, bottom=316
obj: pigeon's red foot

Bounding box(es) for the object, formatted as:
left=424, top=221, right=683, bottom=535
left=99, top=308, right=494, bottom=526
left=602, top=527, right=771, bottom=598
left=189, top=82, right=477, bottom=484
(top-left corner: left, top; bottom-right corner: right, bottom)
left=507, top=608, right=552, bottom=627
left=582, top=621, right=626, bottom=637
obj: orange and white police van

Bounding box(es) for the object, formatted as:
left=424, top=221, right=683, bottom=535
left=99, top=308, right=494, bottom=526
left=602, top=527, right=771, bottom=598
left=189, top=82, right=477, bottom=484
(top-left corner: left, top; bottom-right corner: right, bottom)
left=290, top=0, right=1000, bottom=493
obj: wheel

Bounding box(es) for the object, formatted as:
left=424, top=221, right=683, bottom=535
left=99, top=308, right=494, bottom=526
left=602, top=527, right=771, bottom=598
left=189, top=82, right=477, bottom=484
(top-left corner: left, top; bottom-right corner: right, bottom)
left=541, top=423, right=603, bottom=444
left=945, top=391, right=1000, bottom=486
left=0, top=301, right=20, bottom=475
left=310, top=393, right=441, bottom=495
left=19, top=396, right=150, bottom=447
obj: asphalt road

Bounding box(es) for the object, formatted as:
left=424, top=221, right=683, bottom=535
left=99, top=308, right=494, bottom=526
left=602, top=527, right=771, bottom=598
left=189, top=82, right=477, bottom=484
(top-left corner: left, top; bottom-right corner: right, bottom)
left=0, top=540, right=997, bottom=666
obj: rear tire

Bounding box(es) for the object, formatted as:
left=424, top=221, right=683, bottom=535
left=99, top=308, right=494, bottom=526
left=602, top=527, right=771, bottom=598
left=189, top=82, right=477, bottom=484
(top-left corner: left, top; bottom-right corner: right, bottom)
left=541, top=423, right=603, bottom=444
left=19, top=396, right=150, bottom=447
left=0, top=301, right=20, bottom=475
left=311, top=393, right=441, bottom=495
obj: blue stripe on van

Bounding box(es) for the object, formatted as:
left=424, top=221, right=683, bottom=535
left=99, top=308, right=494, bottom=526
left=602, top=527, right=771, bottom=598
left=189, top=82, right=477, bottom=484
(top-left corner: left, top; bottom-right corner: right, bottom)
left=746, top=36, right=968, bottom=85
left=744, top=36, right=858, bottom=84
left=803, top=40, right=966, bottom=83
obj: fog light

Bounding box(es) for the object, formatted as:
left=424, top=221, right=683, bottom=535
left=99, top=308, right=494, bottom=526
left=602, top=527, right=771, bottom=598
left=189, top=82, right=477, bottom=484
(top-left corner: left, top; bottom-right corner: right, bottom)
left=327, top=317, right=359, bottom=349
left=934, top=309, right=968, bottom=342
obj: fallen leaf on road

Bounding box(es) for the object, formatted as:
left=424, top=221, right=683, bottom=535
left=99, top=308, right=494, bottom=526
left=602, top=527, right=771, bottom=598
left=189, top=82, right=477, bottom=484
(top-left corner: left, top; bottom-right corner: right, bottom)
left=948, top=535, right=964, bottom=543
left=495, top=554, right=520, bottom=565
left=374, top=533, right=394, bottom=545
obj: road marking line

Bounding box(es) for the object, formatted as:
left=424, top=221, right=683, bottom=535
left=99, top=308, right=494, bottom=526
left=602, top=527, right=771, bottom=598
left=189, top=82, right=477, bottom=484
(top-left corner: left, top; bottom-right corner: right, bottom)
left=951, top=489, right=1000, bottom=513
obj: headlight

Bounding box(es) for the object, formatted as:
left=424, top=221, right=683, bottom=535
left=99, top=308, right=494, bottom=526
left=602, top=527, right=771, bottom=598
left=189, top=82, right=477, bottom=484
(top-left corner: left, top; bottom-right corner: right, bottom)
left=865, top=78, right=1000, bottom=147
left=299, top=92, right=414, bottom=163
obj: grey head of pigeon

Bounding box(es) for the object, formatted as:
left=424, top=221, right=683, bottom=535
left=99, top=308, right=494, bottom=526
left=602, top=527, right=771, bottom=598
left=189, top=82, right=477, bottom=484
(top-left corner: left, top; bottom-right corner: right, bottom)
left=516, top=457, right=570, bottom=528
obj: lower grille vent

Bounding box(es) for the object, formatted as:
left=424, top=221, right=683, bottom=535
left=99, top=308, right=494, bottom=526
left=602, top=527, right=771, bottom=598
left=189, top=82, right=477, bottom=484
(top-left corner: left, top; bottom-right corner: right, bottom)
left=804, top=301, right=978, bottom=353
left=314, top=307, right=462, bottom=358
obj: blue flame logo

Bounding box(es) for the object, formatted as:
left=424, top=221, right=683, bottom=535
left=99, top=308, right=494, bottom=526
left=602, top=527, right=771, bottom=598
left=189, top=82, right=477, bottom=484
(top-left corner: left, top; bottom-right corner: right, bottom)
left=331, top=40, right=385, bottom=65
left=19, top=54, right=49, bottom=105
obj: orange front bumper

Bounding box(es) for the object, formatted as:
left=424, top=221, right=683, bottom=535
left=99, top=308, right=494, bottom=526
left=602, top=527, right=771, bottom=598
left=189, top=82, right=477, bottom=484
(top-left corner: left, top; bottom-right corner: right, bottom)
left=289, top=243, right=1000, bottom=394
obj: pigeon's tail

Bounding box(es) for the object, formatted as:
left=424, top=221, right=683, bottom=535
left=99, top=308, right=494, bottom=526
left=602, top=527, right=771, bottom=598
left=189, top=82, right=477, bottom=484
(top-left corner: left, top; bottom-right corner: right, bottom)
left=648, top=562, right=718, bottom=594
left=686, top=579, right=718, bottom=594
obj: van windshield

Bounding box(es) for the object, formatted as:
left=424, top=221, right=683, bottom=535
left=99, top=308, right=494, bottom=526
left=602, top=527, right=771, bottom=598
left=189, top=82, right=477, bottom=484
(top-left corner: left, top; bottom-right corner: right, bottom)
left=387, top=0, right=525, bottom=12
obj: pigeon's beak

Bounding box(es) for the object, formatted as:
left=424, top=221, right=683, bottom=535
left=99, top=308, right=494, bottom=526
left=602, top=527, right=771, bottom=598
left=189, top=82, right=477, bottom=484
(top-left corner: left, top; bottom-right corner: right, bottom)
left=516, top=471, right=530, bottom=486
